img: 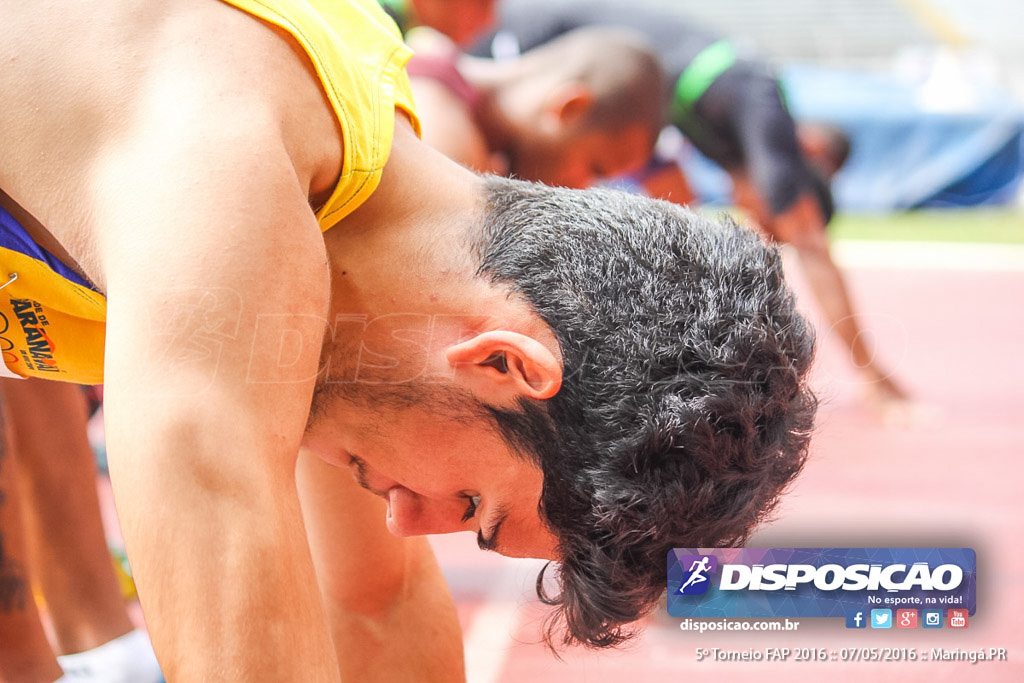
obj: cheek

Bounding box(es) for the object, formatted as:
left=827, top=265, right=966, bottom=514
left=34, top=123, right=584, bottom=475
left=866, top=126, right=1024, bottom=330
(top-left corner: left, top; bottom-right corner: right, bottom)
left=502, top=511, right=561, bottom=560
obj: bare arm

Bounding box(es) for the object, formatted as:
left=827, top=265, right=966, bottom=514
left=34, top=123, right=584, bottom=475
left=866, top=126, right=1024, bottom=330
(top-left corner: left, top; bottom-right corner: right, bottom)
left=2, top=378, right=134, bottom=655
left=94, top=111, right=339, bottom=680
left=296, top=449, right=466, bottom=683
left=736, top=185, right=908, bottom=403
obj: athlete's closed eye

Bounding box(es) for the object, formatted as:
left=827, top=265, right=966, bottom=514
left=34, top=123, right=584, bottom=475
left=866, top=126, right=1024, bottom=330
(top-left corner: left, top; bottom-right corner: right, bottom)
left=461, top=493, right=481, bottom=522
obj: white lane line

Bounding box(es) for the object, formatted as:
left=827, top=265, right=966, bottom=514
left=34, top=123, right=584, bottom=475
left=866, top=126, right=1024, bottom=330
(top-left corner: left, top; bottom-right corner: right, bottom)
left=828, top=240, right=1024, bottom=271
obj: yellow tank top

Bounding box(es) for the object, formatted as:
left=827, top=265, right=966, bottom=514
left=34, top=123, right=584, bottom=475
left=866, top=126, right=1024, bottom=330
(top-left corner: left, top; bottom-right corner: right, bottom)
left=0, top=0, right=419, bottom=383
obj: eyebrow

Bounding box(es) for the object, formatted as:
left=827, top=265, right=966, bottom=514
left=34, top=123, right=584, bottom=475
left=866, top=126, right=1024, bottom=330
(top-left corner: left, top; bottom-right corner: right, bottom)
left=477, top=504, right=511, bottom=552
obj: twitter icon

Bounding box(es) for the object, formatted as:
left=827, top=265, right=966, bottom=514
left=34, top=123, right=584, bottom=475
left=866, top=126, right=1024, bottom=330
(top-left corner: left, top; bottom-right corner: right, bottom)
left=871, top=609, right=893, bottom=629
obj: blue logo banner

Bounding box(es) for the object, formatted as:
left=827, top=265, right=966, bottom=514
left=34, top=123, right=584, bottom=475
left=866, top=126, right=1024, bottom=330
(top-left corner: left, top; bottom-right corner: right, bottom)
left=667, top=548, right=976, bottom=618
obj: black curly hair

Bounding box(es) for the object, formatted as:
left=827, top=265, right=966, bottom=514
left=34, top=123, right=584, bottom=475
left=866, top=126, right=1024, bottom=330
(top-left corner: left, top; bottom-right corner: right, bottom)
left=472, top=175, right=817, bottom=649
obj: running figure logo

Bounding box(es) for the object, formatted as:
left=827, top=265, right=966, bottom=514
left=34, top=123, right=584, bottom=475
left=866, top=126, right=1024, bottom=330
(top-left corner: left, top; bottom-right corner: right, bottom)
left=677, top=554, right=718, bottom=595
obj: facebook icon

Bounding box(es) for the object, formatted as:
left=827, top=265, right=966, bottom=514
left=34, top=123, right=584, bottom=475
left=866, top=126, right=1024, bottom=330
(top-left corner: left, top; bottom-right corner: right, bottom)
left=845, top=609, right=867, bottom=629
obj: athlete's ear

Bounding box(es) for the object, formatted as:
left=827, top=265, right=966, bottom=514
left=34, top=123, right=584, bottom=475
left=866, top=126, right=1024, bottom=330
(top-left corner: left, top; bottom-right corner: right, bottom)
left=446, top=331, right=561, bottom=402
left=543, top=83, right=594, bottom=130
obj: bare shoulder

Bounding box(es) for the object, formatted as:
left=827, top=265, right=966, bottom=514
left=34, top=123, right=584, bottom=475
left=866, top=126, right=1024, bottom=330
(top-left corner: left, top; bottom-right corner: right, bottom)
left=405, top=26, right=494, bottom=173
left=0, top=0, right=341, bottom=283
left=410, top=79, right=494, bottom=174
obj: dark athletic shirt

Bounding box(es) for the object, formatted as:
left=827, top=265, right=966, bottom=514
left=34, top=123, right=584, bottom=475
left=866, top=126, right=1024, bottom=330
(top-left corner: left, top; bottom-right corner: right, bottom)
left=473, top=0, right=826, bottom=217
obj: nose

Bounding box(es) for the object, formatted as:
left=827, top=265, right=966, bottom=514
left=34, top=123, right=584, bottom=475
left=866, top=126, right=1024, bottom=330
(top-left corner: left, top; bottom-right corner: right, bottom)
left=384, top=487, right=469, bottom=537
